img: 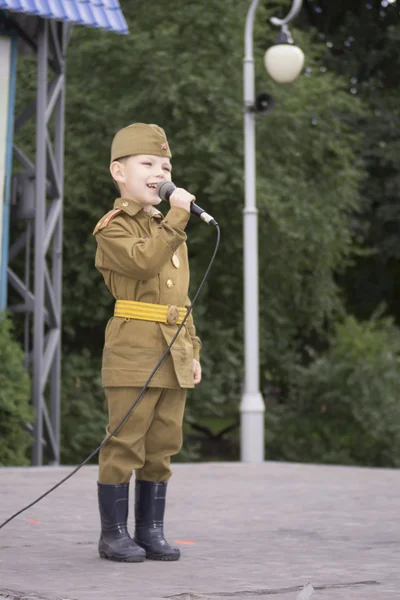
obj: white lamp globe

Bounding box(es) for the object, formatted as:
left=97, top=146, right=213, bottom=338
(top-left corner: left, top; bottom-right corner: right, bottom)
left=264, top=43, right=305, bottom=84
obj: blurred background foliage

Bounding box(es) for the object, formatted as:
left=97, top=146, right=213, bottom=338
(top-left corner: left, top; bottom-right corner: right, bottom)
left=3, top=0, right=400, bottom=467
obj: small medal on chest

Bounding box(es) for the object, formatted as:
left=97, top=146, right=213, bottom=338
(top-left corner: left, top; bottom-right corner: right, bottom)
left=172, top=252, right=180, bottom=269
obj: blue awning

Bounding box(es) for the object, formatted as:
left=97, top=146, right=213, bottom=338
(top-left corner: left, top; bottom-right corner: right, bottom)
left=0, top=0, right=129, bottom=35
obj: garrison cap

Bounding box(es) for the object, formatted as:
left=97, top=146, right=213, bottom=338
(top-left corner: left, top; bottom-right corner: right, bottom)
left=110, top=123, right=172, bottom=163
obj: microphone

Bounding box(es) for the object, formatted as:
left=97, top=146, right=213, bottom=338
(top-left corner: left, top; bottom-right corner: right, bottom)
left=156, top=181, right=218, bottom=227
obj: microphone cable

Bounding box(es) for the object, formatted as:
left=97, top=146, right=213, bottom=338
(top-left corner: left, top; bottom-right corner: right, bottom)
left=0, top=224, right=221, bottom=532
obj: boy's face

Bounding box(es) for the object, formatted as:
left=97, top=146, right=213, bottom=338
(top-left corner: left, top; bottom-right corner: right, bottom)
left=111, top=154, right=172, bottom=208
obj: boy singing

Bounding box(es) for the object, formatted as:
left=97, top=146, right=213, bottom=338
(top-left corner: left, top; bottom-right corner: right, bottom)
left=93, top=123, right=202, bottom=562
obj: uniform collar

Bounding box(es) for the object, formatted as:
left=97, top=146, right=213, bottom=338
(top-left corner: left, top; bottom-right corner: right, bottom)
left=114, top=197, right=164, bottom=220
left=114, top=197, right=143, bottom=216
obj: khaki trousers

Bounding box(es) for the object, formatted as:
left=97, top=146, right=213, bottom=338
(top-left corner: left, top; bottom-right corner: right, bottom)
left=98, top=387, right=187, bottom=484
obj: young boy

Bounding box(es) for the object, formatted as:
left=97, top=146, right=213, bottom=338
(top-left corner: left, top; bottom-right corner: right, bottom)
left=93, top=123, right=202, bottom=563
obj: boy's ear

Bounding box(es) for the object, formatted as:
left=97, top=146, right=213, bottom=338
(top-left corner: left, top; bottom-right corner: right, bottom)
left=110, top=160, right=125, bottom=184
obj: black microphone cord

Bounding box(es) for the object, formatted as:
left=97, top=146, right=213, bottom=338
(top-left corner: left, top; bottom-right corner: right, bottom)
left=0, top=224, right=221, bottom=532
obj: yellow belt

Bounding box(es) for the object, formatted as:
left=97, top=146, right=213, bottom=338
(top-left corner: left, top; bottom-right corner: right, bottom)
left=114, top=299, right=187, bottom=325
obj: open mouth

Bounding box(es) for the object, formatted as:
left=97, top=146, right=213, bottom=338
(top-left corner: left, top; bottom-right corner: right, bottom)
left=147, top=183, right=157, bottom=190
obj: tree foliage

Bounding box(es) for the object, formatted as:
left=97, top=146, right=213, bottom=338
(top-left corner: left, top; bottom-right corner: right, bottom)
left=60, top=0, right=364, bottom=417
left=0, top=314, right=33, bottom=466
left=266, top=314, right=400, bottom=467
left=5, top=0, right=400, bottom=465
left=60, top=350, right=106, bottom=465
left=301, top=0, right=400, bottom=322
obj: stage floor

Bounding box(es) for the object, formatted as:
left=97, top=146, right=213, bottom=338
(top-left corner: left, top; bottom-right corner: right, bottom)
left=0, top=461, right=398, bottom=600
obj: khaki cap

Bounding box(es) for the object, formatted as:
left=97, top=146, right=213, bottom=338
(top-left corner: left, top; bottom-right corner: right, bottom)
left=110, top=123, right=172, bottom=163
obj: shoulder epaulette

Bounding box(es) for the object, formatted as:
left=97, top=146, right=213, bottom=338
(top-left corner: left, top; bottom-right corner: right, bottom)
left=92, top=209, right=123, bottom=236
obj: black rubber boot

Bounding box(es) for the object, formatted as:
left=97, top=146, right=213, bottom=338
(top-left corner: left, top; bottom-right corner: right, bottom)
left=98, top=483, right=146, bottom=562
left=134, top=480, right=180, bottom=561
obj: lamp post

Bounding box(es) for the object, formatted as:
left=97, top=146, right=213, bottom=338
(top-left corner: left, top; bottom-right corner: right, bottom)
left=240, top=0, right=304, bottom=463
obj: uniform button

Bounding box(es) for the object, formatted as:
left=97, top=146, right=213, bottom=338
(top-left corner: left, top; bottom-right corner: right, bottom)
left=166, top=279, right=174, bottom=288
left=122, top=201, right=129, bottom=207
left=167, top=305, right=180, bottom=324
left=172, top=254, right=180, bottom=268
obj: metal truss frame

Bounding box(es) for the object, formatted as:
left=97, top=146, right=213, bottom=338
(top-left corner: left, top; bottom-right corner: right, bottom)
left=6, top=16, right=70, bottom=465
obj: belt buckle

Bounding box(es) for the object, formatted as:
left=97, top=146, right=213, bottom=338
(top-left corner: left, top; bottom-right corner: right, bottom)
left=166, top=305, right=180, bottom=325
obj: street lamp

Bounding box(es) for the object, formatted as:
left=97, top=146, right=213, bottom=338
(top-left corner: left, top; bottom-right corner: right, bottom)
left=240, top=0, right=304, bottom=463
left=264, top=25, right=305, bottom=83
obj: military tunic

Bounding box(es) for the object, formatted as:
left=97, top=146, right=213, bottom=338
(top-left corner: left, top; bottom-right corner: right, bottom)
left=93, top=197, right=201, bottom=389
left=94, top=196, right=201, bottom=483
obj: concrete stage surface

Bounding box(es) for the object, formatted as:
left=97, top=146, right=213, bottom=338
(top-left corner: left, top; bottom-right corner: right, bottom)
left=0, top=462, right=398, bottom=600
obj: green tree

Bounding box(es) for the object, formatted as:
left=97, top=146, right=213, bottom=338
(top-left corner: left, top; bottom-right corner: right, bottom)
left=62, top=0, right=364, bottom=406
left=302, top=0, right=400, bottom=324
left=266, top=313, right=400, bottom=467
left=0, top=314, right=33, bottom=465
left=60, top=350, right=107, bottom=465
left=10, top=1, right=369, bottom=463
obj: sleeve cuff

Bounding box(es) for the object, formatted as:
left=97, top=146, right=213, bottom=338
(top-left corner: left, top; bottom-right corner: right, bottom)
left=163, top=207, right=190, bottom=230
left=192, top=338, right=202, bottom=362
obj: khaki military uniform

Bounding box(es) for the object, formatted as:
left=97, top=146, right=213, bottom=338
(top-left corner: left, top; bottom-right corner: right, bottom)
left=93, top=197, right=201, bottom=484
